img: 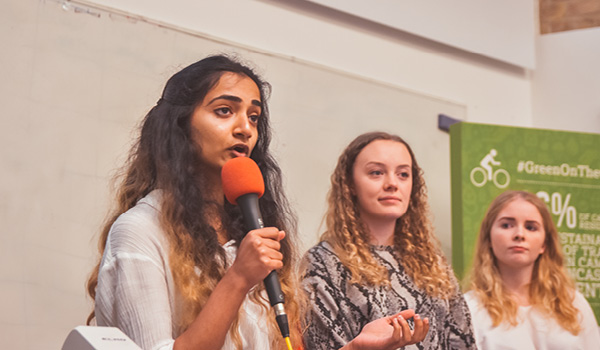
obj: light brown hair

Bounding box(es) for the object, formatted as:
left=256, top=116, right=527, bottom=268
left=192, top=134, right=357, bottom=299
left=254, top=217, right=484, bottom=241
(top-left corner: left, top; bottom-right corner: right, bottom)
left=468, top=190, right=580, bottom=334
left=321, top=131, right=457, bottom=299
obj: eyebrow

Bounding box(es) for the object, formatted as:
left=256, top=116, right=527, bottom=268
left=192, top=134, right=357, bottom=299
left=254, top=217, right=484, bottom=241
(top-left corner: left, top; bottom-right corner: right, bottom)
left=207, top=94, right=262, bottom=107
left=365, top=161, right=411, bottom=168
left=497, top=217, right=541, bottom=225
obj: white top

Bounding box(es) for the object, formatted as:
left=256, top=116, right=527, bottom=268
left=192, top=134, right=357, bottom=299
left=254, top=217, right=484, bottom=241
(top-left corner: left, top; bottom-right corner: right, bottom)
left=95, top=191, right=272, bottom=350
left=464, top=290, right=600, bottom=350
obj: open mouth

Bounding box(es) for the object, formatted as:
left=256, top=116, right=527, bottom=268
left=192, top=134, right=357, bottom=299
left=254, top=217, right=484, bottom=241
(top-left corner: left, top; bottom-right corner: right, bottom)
left=230, top=144, right=249, bottom=157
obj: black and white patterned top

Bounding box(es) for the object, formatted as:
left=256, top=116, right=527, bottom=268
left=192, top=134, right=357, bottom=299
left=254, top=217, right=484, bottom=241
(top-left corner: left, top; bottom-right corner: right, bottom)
left=302, top=241, right=477, bottom=350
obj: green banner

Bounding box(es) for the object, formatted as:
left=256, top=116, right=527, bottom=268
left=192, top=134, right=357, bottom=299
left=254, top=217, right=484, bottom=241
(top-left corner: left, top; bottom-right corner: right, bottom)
left=450, top=122, right=600, bottom=323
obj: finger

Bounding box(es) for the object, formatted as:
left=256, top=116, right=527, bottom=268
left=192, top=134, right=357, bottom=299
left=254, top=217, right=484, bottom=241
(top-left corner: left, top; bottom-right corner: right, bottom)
left=396, top=309, right=415, bottom=320
left=248, top=227, right=281, bottom=239
left=411, top=314, right=423, bottom=341
left=411, top=314, right=426, bottom=343
left=397, top=314, right=412, bottom=344
left=255, top=237, right=282, bottom=252
left=262, top=230, right=286, bottom=251
left=262, top=249, right=283, bottom=262
left=422, top=317, right=430, bottom=339
left=258, top=246, right=284, bottom=266
left=238, top=239, right=282, bottom=267
left=260, top=256, right=284, bottom=270
left=389, top=316, right=404, bottom=344
left=244, top=232, right=282, bottom=251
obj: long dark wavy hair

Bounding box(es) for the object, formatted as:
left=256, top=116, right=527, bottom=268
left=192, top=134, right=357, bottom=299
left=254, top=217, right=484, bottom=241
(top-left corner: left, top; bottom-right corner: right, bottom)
left=86, top=55, right=301, bottom=349
left=321, top=131, right=457, bottom=299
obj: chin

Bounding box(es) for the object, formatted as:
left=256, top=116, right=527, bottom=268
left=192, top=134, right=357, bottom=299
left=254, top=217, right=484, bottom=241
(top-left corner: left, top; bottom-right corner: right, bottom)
left=379, top=213, right=404, bottom=220
left=388, top=209, right=407, bottom=218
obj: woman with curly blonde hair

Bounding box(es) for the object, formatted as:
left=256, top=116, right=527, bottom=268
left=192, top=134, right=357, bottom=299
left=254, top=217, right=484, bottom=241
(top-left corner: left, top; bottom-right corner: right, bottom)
left=465, top=190, right=599, bottom=349
left=302, top=131, right=476, bottom=350
left=86, top=55, right=302, bottom=350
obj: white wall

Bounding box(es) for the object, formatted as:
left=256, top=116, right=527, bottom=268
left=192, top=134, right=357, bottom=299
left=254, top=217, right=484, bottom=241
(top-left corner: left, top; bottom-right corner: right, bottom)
left=305, top=0, right=536, bottom=68
left=532, top=27, right=600, bottom=134
left=79, top=0, right=533, bottom=127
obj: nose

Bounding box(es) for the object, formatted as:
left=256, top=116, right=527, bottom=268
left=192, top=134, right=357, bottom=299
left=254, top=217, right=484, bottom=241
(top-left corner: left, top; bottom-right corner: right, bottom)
left=513, top=225, right=525, bottom=241
left=233, top=114, right=253, bottom=140
left=383, top=173, right=398, bottom=191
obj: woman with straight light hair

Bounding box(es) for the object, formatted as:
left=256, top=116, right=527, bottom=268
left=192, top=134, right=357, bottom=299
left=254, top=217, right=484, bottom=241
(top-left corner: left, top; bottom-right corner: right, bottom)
left=465, top=190, right=600, bottom=349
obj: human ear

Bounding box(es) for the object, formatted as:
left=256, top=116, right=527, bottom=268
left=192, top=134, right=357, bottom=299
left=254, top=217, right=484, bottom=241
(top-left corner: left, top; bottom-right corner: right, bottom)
left=349, top=184, right=356, bottom=196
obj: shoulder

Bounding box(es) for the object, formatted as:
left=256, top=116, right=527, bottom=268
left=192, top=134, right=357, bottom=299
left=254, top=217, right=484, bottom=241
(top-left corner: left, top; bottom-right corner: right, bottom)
left=462, top=290, right=495, bottom=339
left=112, top=190, right=162, bottom=231
left=572, top=291, right=600, bottom=343
left=571, top=290, right=596, bottom=321
left=572, top=290, right=590, bottom=308
left=302, top=241, right=346, bottom=283
left=572, top=290, right=597, bottom=322
left=303, top=241, right=341, bottom=268
left=463, top=290, right=477, bottom=305
left=105, top=190, right=168, bottom=259
left=463, top=291, right=487, bottom=316
left=305, top=241, right=336, bottom=258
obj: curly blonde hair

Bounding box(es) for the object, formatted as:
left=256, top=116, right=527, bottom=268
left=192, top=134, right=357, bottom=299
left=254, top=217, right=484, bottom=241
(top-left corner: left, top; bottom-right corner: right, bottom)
left=321, top=131, right=457, bottom=299
left=467, top=190, right=581, bottom=334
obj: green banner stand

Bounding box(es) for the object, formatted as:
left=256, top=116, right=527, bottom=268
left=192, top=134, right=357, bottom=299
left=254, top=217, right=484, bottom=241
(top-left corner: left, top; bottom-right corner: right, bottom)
left=450, top=122, right=600, bottom=323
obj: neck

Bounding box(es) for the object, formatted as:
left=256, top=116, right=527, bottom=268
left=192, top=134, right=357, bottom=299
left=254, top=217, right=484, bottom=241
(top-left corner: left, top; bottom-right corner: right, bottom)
left=202, top=170, right=225, bottom=205
left=363, top=216, right=396, bottom=246
left=200, top=171, right=227, bottom=243
left=498, top=264, right=534, bottom=306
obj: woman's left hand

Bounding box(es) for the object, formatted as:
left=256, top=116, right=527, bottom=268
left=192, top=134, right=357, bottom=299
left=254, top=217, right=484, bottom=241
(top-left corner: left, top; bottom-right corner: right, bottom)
left=345, top=309, right=430, bottom=350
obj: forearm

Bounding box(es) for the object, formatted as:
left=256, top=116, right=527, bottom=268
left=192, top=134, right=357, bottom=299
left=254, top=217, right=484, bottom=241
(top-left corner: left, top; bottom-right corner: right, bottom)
left=174, top=228, right=286, bottom=349
left=174, top=269, right=251, bottom=350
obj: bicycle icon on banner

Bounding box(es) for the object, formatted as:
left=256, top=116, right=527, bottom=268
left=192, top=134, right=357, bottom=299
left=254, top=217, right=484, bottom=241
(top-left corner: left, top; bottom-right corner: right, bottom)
left=470, top=149, right=510, bottom=188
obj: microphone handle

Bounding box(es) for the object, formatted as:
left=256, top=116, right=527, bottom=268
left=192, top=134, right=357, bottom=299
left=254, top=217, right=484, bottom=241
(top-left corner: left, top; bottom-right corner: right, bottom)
left=265, top=270, right=290, bottom=338
left=237, top=193, right=264, bottom=231
left=264, top=270, right=285, bottom=306
left=236, top=193, right=290, bottom=337
left=237, top=194, right=285, bottom=304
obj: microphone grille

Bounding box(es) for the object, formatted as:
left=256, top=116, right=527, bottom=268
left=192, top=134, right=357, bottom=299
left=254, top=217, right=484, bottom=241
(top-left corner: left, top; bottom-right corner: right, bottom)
left=221, top=157, right=265, bottom=205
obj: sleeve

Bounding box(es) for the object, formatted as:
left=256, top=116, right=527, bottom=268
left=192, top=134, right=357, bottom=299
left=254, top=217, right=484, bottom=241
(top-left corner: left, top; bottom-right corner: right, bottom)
left=574, top=291, right=600, bottom=348
left=444, top=287, right=478, bottom=350
left=301, top=245, right=354, bottom=350
left=95, top=210, right=175, bottom=350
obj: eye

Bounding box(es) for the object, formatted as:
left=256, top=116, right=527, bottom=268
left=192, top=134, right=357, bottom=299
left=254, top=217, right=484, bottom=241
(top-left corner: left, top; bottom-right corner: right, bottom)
left=500, top=222, right=512, bottom=229
left=399, top=171, right=410, bottom=179
left=214, top=107, right=232, bottom=116
left=248, top=114, right=260, bottom=124
left=525, top=224, right=538, bottom=231
left=369, top=170, right=384, bottom=176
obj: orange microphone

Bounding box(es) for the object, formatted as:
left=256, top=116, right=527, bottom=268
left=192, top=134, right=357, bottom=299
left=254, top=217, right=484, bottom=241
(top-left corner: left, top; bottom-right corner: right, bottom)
left=221, top=157, right=291, bottom=346
left=222, top=156, right=265, bottom=230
